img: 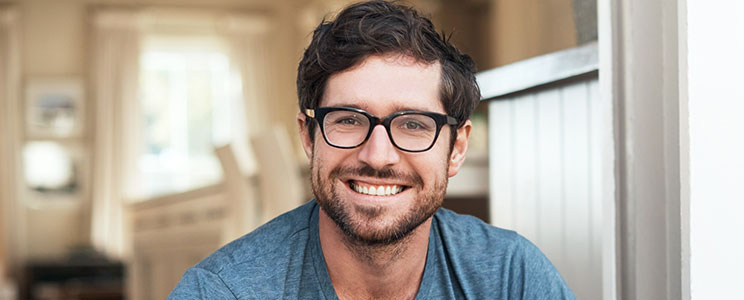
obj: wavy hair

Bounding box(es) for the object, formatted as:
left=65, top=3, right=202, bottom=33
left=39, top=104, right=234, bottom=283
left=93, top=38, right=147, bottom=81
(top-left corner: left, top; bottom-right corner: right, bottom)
left=297, top=0, right=480, bottom=145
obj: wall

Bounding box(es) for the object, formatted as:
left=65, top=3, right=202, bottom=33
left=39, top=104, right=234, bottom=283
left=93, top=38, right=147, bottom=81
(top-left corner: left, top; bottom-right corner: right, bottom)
left=487, top=0, right=578, bottom=68
left=488, top=77, right=606, bottom=300
left=598, top=0, right=744, bottom=298
left=429, top=0, right=490, bottom=70
left=686, top=0, right=744, bottom=298
left=0, top=4, right=21, bottom=280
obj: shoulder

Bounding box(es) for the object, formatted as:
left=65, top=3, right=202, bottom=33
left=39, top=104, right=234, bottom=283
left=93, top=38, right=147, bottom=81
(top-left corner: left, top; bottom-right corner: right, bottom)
left=432, top=208, right=576, bottom=299
left=169, top=201, right=318, bottom=298
left=433, top=207, right=523, bottom=252
left=433, top=208, right=539, bottom=271
left=195, top=201, right=316, bottom=275
left=433, top=207, right=553, bottom=267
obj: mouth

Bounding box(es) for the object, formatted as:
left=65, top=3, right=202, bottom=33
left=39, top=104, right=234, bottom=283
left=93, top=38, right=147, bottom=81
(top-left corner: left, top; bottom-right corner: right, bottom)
left=347, top=180, right=410, bottom=197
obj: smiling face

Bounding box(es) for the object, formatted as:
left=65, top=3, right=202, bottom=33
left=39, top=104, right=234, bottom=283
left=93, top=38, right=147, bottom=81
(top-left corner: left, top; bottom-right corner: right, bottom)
left=298, top=54, right=471, bottom=245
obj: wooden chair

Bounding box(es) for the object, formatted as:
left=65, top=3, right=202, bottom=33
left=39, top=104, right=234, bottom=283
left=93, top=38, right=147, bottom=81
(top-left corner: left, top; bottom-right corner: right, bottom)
left=250, top=125, right=306, bottom=224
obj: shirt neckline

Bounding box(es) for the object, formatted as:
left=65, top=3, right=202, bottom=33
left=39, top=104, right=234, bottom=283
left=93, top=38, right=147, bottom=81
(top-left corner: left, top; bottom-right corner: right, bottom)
left=308, top=201, right=438, bottom=300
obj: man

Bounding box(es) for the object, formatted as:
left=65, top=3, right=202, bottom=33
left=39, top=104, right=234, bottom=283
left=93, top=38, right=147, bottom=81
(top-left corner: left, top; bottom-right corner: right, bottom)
left=169, top=1, right=575, bottom=299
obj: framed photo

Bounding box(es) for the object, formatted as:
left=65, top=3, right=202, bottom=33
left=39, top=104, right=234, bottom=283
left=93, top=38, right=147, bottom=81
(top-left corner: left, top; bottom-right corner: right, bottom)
left=25, top=78, right=85, bottom=138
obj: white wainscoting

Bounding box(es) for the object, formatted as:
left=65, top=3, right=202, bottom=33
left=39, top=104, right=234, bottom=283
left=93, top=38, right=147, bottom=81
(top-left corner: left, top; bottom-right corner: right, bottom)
left=128, top=185, right=231, bottom=300
left=488, top=77, right=608, bottom=300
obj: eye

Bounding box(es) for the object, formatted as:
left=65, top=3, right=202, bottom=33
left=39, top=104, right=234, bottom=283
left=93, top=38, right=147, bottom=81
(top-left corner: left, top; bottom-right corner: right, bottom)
left=393, top=115, right=435, bottom=132
left=333, top=114, right=364, bottom=126
left=402, top=121, right=425, bottom=130
left=398, top=118, right=432, bottom=131
left=337, top=118, right=357, bottom=125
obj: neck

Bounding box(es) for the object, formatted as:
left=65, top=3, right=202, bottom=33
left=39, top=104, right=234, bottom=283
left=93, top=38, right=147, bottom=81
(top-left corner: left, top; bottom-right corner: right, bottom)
left=318, top=209, right=431, bottom=300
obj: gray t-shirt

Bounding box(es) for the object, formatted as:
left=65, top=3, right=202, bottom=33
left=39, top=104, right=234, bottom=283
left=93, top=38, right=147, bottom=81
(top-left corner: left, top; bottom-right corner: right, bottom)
left=168, top=200, right=576, bottom=299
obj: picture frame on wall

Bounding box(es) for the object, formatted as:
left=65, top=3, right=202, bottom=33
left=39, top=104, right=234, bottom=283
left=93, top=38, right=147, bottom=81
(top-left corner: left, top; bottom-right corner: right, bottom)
left=25, top=77, right=84, bottom=139
left=22, top=141, right=87, bottom=205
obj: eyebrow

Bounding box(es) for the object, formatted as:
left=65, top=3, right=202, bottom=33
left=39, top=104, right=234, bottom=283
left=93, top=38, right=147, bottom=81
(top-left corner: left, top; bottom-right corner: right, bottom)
left=327, top=101, right=433, bottom=113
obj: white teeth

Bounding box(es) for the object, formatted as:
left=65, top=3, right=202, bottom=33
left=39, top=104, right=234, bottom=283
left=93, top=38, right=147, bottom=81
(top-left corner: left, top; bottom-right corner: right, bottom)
left=351, top=182, right=403, bottom=196
left=376, top=186, right=385, bottom=196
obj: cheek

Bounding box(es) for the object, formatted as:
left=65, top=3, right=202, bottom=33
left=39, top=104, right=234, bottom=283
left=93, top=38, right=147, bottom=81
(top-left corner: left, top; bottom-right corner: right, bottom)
left=311, top=144, right=326, bottom=174
left=311, top=143, right=347, bottom=176
left=411, top=151, right=450, bottom=184
left=309, top=143, right=323, bottom=178
left=434, top=132, right=455, bottom=166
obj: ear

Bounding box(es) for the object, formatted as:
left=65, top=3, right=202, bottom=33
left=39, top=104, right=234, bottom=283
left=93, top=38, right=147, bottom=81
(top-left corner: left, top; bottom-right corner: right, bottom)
left=297, top=112, right=314, bottom=160
left=447, top=120, right=471, bottom=177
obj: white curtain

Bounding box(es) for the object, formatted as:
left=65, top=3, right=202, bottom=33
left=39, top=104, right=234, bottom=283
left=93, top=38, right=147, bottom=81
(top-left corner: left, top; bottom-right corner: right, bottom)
left=219, top=14, right=305, bottom=225
left=0, top=5, right=21, bottom=281
left=89, top=8, right=142, bottom=258
left=220, top=14, right=272, bottom=138
left=216, top=13, right=272, bottom=196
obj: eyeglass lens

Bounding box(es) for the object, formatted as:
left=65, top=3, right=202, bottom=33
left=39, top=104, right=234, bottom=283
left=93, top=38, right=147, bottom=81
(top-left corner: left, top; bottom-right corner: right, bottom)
left=322, top=110, right=438, bottom=151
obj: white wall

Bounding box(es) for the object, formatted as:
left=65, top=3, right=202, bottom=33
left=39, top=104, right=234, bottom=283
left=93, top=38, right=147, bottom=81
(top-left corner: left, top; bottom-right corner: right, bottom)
left=686, top=0, right=744, bottom=298
left=488, top=77, right=608, bottom=300
left=602, top=0, right=683, bottom=297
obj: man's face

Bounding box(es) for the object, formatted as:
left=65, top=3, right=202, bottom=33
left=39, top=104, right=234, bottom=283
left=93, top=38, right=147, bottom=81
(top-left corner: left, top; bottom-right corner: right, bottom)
left=298, top=54, right=471, bottom=245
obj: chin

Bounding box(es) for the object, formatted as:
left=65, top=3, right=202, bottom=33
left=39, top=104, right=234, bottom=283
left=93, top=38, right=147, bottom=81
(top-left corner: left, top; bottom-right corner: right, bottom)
left=315, top=181, right=445, bottom=246
left=310, top=156, right=449, bottom=245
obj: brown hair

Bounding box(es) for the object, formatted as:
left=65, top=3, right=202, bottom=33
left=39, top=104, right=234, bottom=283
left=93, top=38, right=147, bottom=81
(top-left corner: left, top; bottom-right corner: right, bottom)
left=297, top=0, right=480, bottom=145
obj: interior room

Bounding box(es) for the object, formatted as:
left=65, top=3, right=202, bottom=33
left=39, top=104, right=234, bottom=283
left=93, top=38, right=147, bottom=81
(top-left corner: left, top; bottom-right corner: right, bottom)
left=1, top=0, right=742, bottom=299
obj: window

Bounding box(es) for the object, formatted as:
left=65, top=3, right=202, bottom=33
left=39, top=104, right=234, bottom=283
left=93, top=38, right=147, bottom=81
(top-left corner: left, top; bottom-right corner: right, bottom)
left=137, top=35, right=242, bottom=197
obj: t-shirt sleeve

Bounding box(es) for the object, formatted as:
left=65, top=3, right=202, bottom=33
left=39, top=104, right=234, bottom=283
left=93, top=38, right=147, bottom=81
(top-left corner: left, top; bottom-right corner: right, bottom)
left=167, top=267, right=238, bottom=300
left=511, top=236, right=577, bottom=300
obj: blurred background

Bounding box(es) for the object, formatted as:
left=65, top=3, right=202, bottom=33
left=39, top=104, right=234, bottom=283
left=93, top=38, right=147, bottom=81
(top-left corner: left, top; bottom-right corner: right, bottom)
left=0, top=0, right=587, bottom=298
left=2, top=0, right=742, bottom=299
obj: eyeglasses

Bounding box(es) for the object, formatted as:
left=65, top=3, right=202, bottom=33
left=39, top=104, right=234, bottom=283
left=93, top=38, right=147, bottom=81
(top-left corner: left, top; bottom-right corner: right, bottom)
left=305, top=106, right=458, bottom=152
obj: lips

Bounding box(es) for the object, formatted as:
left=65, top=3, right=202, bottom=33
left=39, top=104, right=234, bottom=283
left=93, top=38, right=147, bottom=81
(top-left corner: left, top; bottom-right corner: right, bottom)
left=348, top=180, right=408, bottom=196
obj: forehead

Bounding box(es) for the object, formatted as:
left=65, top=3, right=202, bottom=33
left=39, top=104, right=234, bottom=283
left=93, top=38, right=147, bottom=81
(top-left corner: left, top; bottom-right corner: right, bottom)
left=321, top=54, right=443, bottom=114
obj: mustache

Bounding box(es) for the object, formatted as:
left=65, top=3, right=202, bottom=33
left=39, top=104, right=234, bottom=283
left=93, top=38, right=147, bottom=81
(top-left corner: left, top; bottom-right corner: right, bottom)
left=329, top=164, right=424, bottom=187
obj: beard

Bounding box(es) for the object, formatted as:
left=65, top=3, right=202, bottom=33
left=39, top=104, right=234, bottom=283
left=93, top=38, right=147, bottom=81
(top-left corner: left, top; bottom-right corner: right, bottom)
left=311, top=159, right=448, bottom=246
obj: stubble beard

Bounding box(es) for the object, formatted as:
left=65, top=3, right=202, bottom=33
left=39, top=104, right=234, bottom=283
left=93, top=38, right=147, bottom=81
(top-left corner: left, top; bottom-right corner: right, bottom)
left=311, top=157, right=448, bottom=249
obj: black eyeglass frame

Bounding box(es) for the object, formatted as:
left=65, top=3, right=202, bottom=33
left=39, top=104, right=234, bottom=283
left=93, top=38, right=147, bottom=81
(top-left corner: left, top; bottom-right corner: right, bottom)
left=305, top=106, right=458, bottom=153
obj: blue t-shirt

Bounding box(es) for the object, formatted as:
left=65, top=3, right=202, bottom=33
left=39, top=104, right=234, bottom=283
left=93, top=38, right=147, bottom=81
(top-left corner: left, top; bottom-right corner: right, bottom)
left=168, top=200, right=576, bottom=299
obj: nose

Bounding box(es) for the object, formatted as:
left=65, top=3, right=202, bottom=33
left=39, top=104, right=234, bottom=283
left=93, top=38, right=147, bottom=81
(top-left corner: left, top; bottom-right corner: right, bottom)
left=357, top=124, right=401, bottom=169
